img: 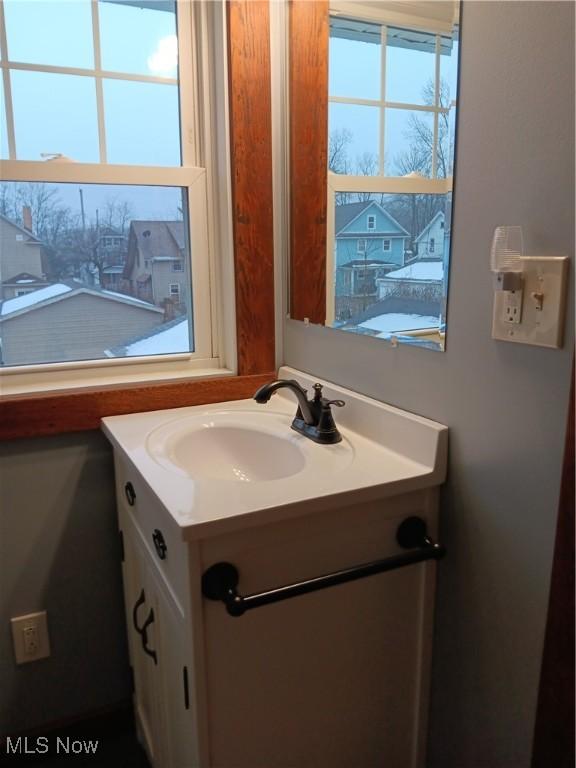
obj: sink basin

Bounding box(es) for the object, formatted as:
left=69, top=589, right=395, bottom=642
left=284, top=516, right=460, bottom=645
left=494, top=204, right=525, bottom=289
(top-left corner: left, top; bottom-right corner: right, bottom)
left=147, top=412, right=308, bottom=482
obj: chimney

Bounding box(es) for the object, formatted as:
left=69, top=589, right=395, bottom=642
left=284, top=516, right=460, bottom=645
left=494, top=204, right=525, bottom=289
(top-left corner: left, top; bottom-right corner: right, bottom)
left=163, top=298, right=175, bottom=321
left=22, top=206, right=33, bottom=232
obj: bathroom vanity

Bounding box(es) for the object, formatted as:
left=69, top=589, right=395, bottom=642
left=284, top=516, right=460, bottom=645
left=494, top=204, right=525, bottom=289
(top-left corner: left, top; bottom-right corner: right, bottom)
left=102, top=367, right=448, bottom=768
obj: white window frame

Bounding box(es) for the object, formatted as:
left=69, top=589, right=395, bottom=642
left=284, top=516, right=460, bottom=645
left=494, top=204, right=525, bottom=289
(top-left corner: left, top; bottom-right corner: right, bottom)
left=356, top=238, right=366, bottom=254
left=382, top=238, right=391, bottom=252
left=367, top=214, right=376, bottom=230
left=325, top=2, right=457, bottom=326
left=0, top=1, right=235, bottom=395
left=171, top=260, right=184, bottom=273
left=429, top=237, right=435, bottom=253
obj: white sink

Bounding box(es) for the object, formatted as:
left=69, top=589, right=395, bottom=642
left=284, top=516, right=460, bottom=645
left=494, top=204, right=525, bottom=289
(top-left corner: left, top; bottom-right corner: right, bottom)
left=102, top=367, right=448, bottom=539
left=148, top=412, right=305, bottom=482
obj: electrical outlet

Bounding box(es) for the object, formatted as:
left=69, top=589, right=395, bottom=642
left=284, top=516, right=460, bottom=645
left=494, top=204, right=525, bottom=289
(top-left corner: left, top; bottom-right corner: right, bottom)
left=11, top=612, right=51, bottom=664
left=503, top=288, right=523, bottom=324
left=492, top=257, right=569, bottom=347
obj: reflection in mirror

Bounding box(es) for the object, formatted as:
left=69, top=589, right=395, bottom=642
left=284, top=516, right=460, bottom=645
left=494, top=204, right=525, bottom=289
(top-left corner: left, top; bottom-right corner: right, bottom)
left=290, top=1, right=460, bottom=352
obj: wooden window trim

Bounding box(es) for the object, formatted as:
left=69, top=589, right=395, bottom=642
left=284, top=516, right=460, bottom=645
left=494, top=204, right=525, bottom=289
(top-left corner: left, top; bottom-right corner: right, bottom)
left=289, top=0, right=329, bottom=325
left=0, top=0, right=275, bottom=441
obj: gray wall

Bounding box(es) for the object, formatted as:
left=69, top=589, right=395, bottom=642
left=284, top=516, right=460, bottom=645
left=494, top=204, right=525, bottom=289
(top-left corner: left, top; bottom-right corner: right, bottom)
left=0, top=431, right=130, bottom=735
left=285, top=3, right=574, bottom=767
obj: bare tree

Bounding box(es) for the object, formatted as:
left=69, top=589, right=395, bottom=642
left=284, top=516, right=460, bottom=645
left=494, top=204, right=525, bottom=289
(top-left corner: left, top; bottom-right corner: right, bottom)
left=328, top=128, right=352, bottom=174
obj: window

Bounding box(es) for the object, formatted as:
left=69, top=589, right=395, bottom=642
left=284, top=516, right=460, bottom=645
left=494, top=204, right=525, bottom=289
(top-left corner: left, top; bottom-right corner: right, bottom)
left=429, top=237, right=435, bottom=253
left=0, top=1, right=224, bottom=388
left=357, top=238, right=366, bottom=254
left=327, top=4, right=458, bottom=347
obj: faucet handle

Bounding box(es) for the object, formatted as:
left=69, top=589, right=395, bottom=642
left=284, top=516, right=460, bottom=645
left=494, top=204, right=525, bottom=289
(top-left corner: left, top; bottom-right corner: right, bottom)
left=312, top=383, right=345, bottom=408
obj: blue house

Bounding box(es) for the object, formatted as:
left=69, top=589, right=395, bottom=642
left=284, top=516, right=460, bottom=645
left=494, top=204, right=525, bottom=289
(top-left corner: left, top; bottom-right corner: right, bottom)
left=335, top=201, right=409, bottom=269
left=334, top=201, right=409, bottom=318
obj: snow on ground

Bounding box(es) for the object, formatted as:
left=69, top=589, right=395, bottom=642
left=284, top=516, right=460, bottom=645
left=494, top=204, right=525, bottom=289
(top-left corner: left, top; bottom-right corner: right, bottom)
left=359, top=313, right=440, bottom=336
left=1, top=283, right=72, bottom=315
left=123, top=317, right=190, bottom=356
left=384, top=262, right=443, bottom=281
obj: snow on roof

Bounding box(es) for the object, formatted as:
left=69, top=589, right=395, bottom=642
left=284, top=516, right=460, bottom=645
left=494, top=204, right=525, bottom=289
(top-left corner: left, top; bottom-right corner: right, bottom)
left=1, top=282, right=162, bottom=319
left=1, top=284, right=72, bottom=316
left=384, top=261, right=443, bottom=281
left=107, top=316, right=190, bottom=357
left=359, top=313, right=440, bottom=336
left=101, top=288, right=155, bottom=307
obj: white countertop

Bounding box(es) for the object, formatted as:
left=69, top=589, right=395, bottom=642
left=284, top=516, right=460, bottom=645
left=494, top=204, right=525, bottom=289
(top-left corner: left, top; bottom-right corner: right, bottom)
left=102, top=367, right=448, bottom=540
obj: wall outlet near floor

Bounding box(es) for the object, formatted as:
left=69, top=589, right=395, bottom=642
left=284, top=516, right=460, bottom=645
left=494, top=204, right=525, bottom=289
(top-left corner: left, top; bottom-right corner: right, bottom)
left=492, top=257, right=569, bottom=347
left=11, top=611, right=51, bottom=664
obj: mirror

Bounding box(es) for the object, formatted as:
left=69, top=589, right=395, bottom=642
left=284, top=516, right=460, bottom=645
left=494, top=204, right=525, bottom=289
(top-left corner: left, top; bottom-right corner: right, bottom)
left=289, top=1, right=460, bottom=351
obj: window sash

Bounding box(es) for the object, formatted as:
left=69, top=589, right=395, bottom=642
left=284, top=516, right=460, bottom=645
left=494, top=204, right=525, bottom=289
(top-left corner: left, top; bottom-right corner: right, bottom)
left=328, top=9, right=457, bottom=180
left=0, top=1, right=221, bottom=382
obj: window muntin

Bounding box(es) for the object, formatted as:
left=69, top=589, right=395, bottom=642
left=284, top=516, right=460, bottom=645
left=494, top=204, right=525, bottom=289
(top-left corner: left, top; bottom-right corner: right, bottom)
left=0, top=1, right=216, bottom=377
left=367, top=214, right=376, bottom=230
left=382, top=239, right=391, bottom=251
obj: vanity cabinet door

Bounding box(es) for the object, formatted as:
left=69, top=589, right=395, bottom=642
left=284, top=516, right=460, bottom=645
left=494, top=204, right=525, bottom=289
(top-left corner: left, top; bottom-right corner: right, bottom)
left=120, top=505, right=198, bottom=768
left=120, top=510, right=165, bottom=767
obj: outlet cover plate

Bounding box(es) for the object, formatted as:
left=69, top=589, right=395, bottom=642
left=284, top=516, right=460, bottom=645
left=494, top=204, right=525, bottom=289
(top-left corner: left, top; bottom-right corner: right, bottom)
left=492, top=256, right=569, bottom=348
left=11, top=611, right=51, bottom=664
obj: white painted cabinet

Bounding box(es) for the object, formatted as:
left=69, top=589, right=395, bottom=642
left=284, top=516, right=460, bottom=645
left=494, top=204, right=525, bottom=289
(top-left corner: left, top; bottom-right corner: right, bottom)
left=113, top=450, right=441, bottom=768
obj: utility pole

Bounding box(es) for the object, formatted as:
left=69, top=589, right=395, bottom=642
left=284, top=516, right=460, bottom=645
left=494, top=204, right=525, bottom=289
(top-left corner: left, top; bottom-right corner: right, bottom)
left=79, top=188, right=86, bottom=234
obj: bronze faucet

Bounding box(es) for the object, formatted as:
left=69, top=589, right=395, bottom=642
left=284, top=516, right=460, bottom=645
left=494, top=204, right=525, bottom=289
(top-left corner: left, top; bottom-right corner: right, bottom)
left=253, top=379, right=345, bottom=444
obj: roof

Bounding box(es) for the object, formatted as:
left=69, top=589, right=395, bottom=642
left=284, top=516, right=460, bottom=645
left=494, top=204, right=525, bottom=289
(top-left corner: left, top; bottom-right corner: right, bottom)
left=415, top=211, right=445, bottom=243
left=1, top=272, right=48, bottom=286
left=383, top=261, right=444, bottom=281
left=0, top=212, right=42, bottom=244
left=347, top=296, right=441, bottom=324
left=105, top=315, right=191, bottom=357
left=335, top=201, right=409, bottom=237
left=359, top=312, right=441, bottom=337
left=124, top=220, right=185, bottom=277
left=339, top=259, right=399, bottom=269
left=0, top=281, right=163, bottom=320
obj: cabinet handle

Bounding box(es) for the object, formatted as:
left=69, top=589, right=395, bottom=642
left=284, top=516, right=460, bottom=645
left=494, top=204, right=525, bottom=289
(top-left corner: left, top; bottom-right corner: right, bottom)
left=140, top=608, right=158, bottom=665
left=124, top=482, right=136, bottom=506
left=152, top=529, right=167, bottom=560
left=132, top=588, right=146, bottom=633
left=202, top=516, right=446, bottom=617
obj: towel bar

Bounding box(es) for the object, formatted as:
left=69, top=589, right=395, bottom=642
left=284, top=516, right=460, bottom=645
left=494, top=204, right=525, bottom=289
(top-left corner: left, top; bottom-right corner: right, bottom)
left=201, top=516, right=445, bottom=617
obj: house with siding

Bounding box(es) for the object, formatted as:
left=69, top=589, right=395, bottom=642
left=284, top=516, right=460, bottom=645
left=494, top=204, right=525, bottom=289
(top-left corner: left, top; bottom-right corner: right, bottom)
left=96, top=227, right=128, bottom=291
left=123, top=221, right=188, bottom=312
left=0, top=282, right=163, bottom=366
left=0, top=211, right=46, bottom=299
left=413, top=211, right=446, bottom=261
left=334, top=201, right=409, bottom=320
